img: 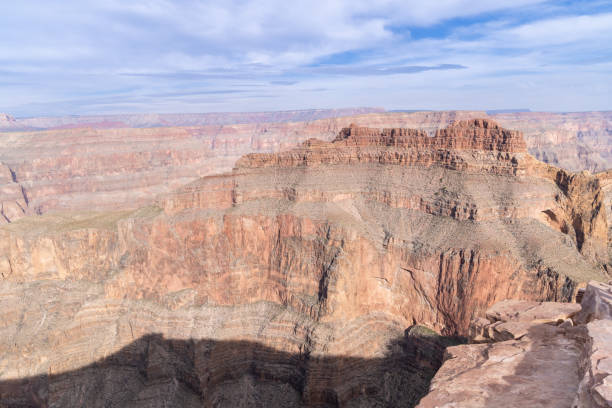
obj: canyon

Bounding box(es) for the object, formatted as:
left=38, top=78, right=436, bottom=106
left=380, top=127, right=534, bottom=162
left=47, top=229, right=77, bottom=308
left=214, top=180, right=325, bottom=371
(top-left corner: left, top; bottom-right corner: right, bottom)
left=1, top=118, right=610, bottom=406
left=1, top=110, right=611, bottom=226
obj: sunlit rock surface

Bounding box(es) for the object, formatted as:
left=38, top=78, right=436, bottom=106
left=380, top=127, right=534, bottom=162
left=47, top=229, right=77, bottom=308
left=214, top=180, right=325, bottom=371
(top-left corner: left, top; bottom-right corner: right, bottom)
left=0, top=120, right=609, bottom=406
left=2, top=110, right=611, bottom=226
left=418, top=281, right=612, bottom=408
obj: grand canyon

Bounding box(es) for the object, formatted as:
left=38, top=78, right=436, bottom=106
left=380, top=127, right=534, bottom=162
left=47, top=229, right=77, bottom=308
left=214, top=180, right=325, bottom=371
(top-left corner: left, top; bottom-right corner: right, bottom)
left=4, top=0, right=612, bottom=405
left=1, top=110, right=611, bottom=407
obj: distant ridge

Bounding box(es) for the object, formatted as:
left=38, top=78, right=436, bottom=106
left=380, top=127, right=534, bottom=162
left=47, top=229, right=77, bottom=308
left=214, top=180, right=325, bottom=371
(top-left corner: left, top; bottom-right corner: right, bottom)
left=0, top=107, right=385, bottom=131
left=486, top=108, right=531, bottom=114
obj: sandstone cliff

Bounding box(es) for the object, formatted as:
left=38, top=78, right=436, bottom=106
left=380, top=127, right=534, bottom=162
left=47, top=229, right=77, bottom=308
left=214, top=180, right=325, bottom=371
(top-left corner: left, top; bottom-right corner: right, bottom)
left=491, top=111, right=612, bottom=173
left=0, top=120, right=609, bottom=406
left=1, top=110, right=611, bottom=227
left=0, top=111, right=485, bottom=223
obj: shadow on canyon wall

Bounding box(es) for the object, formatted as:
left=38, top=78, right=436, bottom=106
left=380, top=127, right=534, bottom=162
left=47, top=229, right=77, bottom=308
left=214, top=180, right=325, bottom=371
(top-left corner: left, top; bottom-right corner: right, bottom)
left=0, top=327, right=465, bottom=408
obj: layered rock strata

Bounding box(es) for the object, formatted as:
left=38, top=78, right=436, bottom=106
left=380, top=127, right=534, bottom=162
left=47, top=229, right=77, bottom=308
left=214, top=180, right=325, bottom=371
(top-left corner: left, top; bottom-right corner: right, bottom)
left=4, top=110, right=611, bottom=225
left=0, top=120, right=609, bottom=407
left=418, top=281, right=612, bottom=408
left=0, top=111, right=483, bottom=223
left=491, top=111, right=612, bottom=173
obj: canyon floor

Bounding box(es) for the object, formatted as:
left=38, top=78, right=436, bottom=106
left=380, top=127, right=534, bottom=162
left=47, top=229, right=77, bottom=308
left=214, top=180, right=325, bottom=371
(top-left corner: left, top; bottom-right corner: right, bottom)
left=0, top=111, right=611, bottom=407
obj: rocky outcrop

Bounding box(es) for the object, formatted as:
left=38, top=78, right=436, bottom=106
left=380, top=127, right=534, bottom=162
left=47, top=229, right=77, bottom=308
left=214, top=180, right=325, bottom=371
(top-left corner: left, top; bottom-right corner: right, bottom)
left=574, top=318, right=612, bottom=408
left=0, top=120, right=610, bottom=407
left=419, top=321, right=587, bottom=407
left=417, top=281, right=612, bottom=408
left=235, top=119, right=527, bottom=172
left=539, top=168, right=609, bottom=264
left=490, top=111, right=612, bottom=173
left=469, top=299, right=581, bottom=342
left=333, top=119, right=527, bottom=152
left=576, top=281, right=612, bottom=323
left=2, top=110, right=610, bottom=222
left=0, top=111, right=482, bottom=218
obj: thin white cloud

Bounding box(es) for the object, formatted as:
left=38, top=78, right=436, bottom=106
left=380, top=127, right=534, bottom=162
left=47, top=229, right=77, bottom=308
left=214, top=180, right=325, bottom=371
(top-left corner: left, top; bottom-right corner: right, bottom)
left=0, top=1, right=610, bottom=115
left=501, top=12, right=612, bottom=46
left=0, top=0, right=549, bottom=69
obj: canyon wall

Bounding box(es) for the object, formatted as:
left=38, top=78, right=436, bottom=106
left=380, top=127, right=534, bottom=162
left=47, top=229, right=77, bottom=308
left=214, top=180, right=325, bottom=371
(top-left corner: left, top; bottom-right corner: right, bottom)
left=492, top=111, right=612, bottom=173
left=0, top=120, right=609, bottom=406
left=1, top=111, right=611, bottom=227
left=0, top=111, right=484, bottom=223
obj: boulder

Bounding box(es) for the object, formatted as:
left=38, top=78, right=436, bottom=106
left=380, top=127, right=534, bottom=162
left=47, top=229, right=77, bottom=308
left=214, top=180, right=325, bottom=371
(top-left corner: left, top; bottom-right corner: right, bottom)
left=575, top=281, right=612, bottom=323
left=419, top=282, right=612, bottom=407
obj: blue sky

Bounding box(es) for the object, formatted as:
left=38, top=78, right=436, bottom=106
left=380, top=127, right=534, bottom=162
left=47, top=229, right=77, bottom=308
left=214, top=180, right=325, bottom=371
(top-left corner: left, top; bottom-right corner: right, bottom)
left=1, top=0, right=611, bottom=116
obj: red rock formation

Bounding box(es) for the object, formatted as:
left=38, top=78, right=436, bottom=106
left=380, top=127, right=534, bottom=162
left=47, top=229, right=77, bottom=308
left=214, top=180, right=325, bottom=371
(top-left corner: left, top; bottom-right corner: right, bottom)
left=0, top=111, right=522, bottom=223
left=490, top=111, right=612, bottom=172
left=418, top=281, right=612, bottom=408
left=0, top=120, right=609, bottom=407
left=333, top=119, right=526, bottom=152
left=235, top=120, right=526, bottom=176
left=4, top=110, right=610, bottom=226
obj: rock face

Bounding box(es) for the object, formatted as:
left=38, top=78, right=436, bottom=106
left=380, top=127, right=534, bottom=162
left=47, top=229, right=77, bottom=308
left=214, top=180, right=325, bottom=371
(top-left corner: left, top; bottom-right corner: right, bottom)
left=2, top=110, right=611, bottom=227
left=418, top=281, right=612, bottom=408
left=0, top=326, right=464, bottom=407
left=576, top=281, right=612, bottom=323
left=0, top=111, right=482, bottom=223
left=0, top=120, right=609, bottom=407
left=491, top=111, right=612, bottom=173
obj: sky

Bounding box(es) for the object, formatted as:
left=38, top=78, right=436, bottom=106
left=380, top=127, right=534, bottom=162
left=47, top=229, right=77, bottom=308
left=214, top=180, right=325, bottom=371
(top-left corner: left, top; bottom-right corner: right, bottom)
left=1, top=0, right=611, bottom=116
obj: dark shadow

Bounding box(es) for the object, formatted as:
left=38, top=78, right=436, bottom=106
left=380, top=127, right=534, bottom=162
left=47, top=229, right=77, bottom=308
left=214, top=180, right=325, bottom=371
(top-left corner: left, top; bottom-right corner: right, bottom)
left=0, top=326, right=464, bottom=408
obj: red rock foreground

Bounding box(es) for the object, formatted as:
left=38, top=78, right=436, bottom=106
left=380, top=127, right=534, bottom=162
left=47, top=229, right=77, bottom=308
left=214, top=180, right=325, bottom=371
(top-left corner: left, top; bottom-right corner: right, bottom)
left=0, top=120, right=610, bottom=406
left=418, top=281, right=612, bottom=408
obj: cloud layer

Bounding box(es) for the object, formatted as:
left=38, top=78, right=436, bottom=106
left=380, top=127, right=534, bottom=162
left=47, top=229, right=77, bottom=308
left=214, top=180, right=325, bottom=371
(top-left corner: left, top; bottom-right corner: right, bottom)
left=0, top=1, right=610, bottom=115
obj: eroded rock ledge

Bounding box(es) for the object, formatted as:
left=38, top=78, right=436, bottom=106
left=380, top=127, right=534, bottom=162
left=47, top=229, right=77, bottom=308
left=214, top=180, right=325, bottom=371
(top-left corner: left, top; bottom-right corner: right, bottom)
left=418, top=281, right=612, bottom=408
left=235, top=119, right=528, bottom=173
left=0, top=120, right=610, bottom=407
